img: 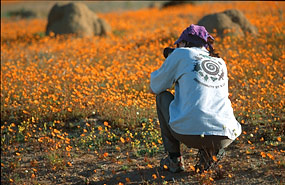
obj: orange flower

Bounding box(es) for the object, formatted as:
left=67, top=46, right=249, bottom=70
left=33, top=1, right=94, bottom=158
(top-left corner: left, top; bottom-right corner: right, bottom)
left=125, top=178, right=130, bottom=182
left=120, top=137, right=125, bottom=143
left=53, top=129, right=60, bottom=134
left=266, top=153, right=275, bottom=160
left=260, top=152, right=266, bottom=158
left=103, top=152, right=109, bottom=157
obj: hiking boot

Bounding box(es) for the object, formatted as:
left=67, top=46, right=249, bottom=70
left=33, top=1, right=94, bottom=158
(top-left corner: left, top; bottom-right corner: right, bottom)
left=195, top=148, right=225, bottom=173
left=160, top=155, right=185, bottom=173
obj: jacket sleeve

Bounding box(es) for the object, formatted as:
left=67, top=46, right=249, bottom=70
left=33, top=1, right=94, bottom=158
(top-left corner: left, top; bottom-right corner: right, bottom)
left=150, top=49, right=181, bottom=94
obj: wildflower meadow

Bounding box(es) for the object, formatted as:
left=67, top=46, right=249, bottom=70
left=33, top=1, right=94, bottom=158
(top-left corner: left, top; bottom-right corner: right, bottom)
left=1, top=1, right=284, bottom=184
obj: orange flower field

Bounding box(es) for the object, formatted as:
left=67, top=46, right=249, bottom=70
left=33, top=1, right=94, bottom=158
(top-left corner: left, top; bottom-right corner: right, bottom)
left=1, top=1, right=284, bottom=184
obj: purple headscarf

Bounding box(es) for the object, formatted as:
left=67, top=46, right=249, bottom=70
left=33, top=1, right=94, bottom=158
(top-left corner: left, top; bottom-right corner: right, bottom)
left=174, top=24, right=214, bottom=51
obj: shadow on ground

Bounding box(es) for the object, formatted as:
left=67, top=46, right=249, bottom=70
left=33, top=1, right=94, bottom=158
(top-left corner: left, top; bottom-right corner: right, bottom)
left=88, top=167, right=196, bottom=185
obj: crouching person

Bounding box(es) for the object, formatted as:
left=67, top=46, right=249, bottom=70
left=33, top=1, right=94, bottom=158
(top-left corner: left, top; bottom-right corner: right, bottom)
left=150, top=24, right=242, bottom=173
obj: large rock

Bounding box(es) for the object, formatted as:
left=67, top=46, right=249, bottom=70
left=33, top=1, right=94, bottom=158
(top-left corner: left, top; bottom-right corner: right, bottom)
left=46, top=2, right=111, bottom=37
left=223, top=9, right=257, bottom=35
left=198, top=9, right=257, bottom=37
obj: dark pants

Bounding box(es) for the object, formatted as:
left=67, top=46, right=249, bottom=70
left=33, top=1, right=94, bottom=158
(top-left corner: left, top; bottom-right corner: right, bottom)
left=156, top=91, right=233, bottom=156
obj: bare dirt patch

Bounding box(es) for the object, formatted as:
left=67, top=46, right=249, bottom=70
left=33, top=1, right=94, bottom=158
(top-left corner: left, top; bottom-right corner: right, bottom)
left=2, top=133, right=284, bottom=184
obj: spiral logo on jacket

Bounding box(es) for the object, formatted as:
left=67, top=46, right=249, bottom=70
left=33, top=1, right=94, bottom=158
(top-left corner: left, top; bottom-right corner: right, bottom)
left=193, top=55, right=225, bottom=88
left=201, top=60, right=219, bottom=75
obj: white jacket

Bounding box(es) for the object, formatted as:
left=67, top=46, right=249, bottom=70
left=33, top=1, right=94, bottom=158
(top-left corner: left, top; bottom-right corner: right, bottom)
left=150, top=47, right=241, bottom=140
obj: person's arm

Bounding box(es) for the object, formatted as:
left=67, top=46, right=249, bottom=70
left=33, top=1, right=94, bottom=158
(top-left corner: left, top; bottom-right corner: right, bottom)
left=150, top=49, right=181, bottom=94
left=149, top=86, right=155, bottom=94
